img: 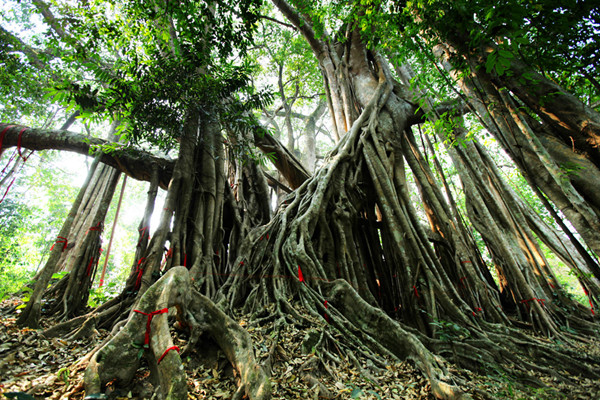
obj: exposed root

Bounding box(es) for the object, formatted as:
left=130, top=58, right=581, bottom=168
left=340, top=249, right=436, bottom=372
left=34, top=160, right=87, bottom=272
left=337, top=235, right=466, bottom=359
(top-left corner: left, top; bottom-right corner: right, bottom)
left=83, top=267, right=270, bottom=399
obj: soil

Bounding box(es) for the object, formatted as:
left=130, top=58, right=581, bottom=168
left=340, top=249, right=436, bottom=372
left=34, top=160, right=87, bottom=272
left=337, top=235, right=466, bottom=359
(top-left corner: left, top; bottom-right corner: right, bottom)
left=1, top=297, right=600, bottom=399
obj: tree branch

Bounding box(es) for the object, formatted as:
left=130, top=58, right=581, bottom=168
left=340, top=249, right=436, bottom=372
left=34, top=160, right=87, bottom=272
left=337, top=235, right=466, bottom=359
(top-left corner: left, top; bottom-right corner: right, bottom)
left=271, top=0, right=326, bottom=58
left=253, top=130, right=310, bottom=189
left=0, top=123, right=174, bottom=189
left=406, top=99, right=470, bottom=126
left=258, top=14, right=297, bottom=31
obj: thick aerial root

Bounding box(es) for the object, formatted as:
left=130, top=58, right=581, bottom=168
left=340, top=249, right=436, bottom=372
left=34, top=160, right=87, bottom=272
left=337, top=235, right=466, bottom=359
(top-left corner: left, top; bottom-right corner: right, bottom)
left=84, top=267, right=270, bottom=400
left=322, top=279, right=471, bottom=400
left=187, top=292, right=271, bottom=400
left=84, top=267, right=190, bottom=399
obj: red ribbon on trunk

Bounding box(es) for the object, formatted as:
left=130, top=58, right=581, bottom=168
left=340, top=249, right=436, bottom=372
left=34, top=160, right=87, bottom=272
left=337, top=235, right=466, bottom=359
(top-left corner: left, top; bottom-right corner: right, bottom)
left=134, top=308, right=168, bottom=347
left=158, top=345, right=180, bottom=364
left=324, top=300, right=330, bottom=323
left=0, top=125, right=14, bottom=157
left=50, top=236, right=68, bottom=252
left=583, top=288, right=595, bottom=315
left=88, top=221, right=103, bottom=233
left=134, top=257, right=146, bottom=289
left=16, top=128, right=30, bottom=161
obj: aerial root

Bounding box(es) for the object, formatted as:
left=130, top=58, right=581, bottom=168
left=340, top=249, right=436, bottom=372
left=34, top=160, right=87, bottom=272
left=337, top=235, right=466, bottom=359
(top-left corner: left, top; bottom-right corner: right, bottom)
left=84, top=267, right=190, bottom=399
left=84, top=266, right=271, bottom=400
left=319, top=279, right=471, bottom=400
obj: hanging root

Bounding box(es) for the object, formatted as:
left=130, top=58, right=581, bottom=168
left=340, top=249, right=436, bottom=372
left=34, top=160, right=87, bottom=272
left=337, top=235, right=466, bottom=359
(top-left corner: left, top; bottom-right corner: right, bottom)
left=84, top=267, right=270, bottom=400
left=187, top=292, right=271, bottom=400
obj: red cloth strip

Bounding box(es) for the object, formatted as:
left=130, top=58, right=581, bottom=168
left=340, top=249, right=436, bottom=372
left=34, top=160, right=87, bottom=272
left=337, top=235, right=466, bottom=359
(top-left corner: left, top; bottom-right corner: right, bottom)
left=460, top=260, right=471, bottom=264
left=520, top=298, right=545, bottom=306
left=583, top=288, right=595, bottom=315
left=137, top=226, right=149, bottom=245
left=86, top=255, right=95, bottom=277
left=0, top=125, right=14, bottom=157
left=298, top=265, right=305, bottom=283
left=88, top=222, right=103, bottom=233
left=413, top=285, right=419, bottom=297
left=1, top=149, right=16, bottom=175
left=16, top=128, right=30, bottom=161
left=324, top=300, right=330, bottom=323
left=0, top=176, right=16, bottom=204
left=158, top=346, right=180, bottom=364
left=135, top=257, right=146, bottom=290
left=50, top=236, right=68, bottom=252
left=183, top=253, right=187, bottom=267
left=134, top=308, right=168, bottom=346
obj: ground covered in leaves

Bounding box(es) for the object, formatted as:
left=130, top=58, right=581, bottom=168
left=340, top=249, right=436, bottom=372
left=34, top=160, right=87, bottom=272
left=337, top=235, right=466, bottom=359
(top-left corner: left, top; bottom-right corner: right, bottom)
left=1, top=297, right=600, bottom=399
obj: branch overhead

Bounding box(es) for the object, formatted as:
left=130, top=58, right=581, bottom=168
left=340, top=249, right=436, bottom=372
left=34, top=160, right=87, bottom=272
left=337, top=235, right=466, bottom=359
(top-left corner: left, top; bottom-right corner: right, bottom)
left=0, top=123, right=174, bottom=189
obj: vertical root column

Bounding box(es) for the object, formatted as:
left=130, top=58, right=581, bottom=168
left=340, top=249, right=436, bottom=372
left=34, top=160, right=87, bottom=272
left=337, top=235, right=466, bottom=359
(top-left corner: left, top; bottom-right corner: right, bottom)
left=84, top=267, right=191, bottom=399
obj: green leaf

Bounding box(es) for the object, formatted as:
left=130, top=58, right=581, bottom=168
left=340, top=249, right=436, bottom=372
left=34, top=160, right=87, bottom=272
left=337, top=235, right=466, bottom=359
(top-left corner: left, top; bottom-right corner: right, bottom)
left=485, top=51, right=497, bottom=74
left=498, top=49, right=514, bottom=59
left=350, top=387, right=363, bottom=398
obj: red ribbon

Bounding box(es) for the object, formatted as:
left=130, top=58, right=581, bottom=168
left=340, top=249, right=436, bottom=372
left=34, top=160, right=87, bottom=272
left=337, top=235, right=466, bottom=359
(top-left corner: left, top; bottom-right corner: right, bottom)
left=298, top=265, right=305, bottom=283
left=158, top=345, right=180, bottom=364
left=135, top=257, right=146, bottom=289
left=16, top=128, right=30, bottom=161
left=0, top=176, right=16, bottom=204
left=413, top=285, right=419, bottom=297
left=520, top=298, right=545, bottom=307
left=324, top=300, right=330, bottom=323
left=88, top=248, right=103, bottom=276
left=88, top=221, right=103, bottom=233
left=183, top=253, right=187, bottom=267
left=1, top=150, right=16, bottom=175
left=86, top=255, right=95, bottom=277
left=461, top=260, right=471, bottom=264
left=0, top=126, right=29, bottom=205
left=134, top=308, right=168, bottom=346
left=0, top=125, right=13, bottom=157
left=583, top=288, right=595, bottom=315
left=137, top=226, right=149, bottom=245
left=50, top=236, right=68, bottom=252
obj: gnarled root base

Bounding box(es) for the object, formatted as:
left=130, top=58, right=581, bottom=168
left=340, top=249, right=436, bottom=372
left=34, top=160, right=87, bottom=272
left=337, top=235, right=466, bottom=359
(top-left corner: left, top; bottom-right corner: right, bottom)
left=322, top=279, right=470, bottom=400
left=83, top=266, right=270, bottom=400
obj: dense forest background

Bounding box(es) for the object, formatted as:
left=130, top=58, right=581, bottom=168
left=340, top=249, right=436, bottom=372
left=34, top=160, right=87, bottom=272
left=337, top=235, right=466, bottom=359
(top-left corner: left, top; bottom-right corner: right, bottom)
left=1, top=0, right=600, bottom=399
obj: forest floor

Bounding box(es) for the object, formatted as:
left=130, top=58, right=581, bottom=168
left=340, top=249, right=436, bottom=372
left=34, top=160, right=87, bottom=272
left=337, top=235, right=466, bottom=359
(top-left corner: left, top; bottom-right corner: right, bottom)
left=1, top=297, right=600, bottom=399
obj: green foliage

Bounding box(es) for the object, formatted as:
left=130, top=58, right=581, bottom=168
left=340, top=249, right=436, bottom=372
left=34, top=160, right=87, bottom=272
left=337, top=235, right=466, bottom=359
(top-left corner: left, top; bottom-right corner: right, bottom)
left=34, top=0, right=269, bottom=151
left=0, top=149, right=81, bottom=300
left=88, top=281, right=119, bottom=308
left=430, top=319, right=471, bottom=342
left=0, top=199, right=39, bottom=301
